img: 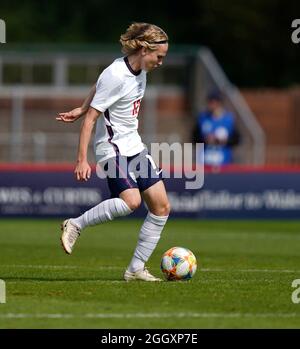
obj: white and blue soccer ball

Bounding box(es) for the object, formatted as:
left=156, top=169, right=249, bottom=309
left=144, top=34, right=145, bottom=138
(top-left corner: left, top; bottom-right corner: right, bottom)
left=161, top=247, right=197, bottom=281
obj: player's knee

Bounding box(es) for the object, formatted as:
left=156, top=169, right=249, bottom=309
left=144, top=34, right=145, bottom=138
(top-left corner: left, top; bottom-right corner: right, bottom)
left=125, top=196, right=142, bottom=211
left=163, top=201, right=171, bottom=216
left=153, top=200, right=171, bottom=216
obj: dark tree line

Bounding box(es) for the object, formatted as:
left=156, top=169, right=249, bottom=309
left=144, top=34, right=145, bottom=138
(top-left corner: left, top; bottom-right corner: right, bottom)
left=1, top=0, right=300, bottom=87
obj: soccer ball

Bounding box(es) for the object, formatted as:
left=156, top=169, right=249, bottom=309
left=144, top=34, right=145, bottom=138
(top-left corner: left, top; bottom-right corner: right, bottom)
left=160, top=247, right=197, bottom=281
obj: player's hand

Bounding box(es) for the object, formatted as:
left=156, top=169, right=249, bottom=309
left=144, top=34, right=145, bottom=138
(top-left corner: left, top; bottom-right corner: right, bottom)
left=74, top=161, right=91, bottom=181
left=56, top=107, right=85, bottom=123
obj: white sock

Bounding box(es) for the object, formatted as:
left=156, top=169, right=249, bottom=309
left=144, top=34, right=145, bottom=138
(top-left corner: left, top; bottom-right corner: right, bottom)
left=128, top=212, right=169, bottom=273
left=70, top=198, right=132, bottom=230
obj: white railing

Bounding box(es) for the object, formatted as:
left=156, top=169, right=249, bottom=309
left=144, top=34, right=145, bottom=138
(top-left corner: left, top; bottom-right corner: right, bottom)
left=0, top=86, right=186, bottom=163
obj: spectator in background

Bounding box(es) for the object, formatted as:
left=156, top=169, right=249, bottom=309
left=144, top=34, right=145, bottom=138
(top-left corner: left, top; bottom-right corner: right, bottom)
left=193, top=90, right=240, bottom=166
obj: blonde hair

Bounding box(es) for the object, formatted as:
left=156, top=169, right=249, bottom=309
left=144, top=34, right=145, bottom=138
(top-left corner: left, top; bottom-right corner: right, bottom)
left=120, top=22, right=168, bottom=55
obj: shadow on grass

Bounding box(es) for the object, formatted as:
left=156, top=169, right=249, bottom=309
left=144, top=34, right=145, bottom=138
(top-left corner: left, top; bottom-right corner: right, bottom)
left=2, top=276, right=124, bottom=282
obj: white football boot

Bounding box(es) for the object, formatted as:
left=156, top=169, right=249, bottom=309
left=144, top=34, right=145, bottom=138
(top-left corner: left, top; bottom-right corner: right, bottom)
left=60, top=219, right=81, bottom=254
left=124, top=267, right=162, bottom=282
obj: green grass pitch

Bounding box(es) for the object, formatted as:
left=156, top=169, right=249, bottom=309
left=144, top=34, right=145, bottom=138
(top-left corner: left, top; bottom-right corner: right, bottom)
left=0, top=218, right=300, bottom=329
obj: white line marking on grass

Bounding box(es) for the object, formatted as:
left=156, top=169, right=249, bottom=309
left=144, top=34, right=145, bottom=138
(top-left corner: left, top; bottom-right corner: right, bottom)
left=0, top=265, right=122, bottom=270
left=0, top=312, right=300, bottom=319
left=1, top=265, right=300, bottom=274
left=202, top=268, right=300, bottom=274
left=198, top=232, right=300, bottom=240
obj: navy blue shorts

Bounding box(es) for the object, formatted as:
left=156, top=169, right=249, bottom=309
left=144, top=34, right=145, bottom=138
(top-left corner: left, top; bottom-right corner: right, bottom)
left=102, top=149, right=164, bottom=198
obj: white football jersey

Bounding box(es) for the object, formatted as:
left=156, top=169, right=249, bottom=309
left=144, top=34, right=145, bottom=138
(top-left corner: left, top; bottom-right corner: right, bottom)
left=90, top=57, right=147, bottom=162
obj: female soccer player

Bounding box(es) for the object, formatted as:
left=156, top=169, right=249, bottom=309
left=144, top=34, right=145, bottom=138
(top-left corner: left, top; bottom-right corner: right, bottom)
left=56, top=23, right=170, bottom=281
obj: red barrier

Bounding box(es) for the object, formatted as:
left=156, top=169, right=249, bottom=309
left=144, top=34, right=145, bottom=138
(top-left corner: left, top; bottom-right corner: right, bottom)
left=1, top=163, right=300, bottom=173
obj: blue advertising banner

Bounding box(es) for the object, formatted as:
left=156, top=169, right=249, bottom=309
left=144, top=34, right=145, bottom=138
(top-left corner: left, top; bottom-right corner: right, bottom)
left=0, top=166, right=300, bottom=219
left=164, top=171, right=300, bottom=219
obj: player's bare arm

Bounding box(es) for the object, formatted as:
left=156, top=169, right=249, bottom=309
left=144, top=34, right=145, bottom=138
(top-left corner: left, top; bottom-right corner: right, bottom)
left=75, top=106, right=101, bottom=181
left=56, top=84, right=97, bottom=122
